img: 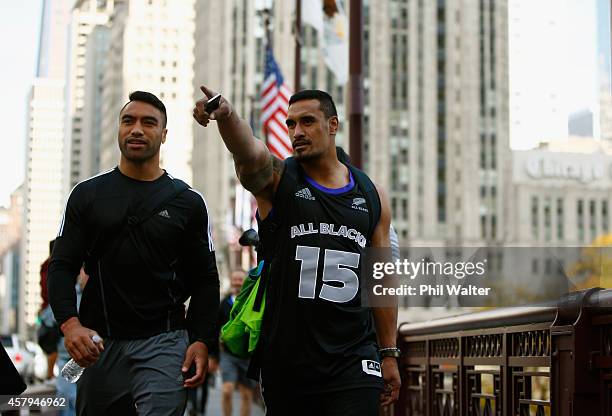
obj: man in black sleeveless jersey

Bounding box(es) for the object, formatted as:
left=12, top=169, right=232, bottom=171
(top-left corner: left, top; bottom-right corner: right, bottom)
left=49, top=91, right=220, bottom=416
left=194, top=87, right=400, bottom=415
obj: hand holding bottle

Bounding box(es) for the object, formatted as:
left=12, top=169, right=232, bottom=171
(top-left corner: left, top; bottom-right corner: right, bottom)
left=61, top=317, right=104, bottom=367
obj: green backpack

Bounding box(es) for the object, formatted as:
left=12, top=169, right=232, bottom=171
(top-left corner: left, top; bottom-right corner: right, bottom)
left=220, top=261, right=267, bottom=358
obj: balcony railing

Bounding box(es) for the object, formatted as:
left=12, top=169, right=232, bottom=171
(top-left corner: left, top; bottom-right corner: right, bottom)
left=392, top=288, right=612, bottom=416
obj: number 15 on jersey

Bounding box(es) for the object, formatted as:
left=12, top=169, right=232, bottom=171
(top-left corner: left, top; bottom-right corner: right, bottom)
left=295, top=245, right=360, bottom=303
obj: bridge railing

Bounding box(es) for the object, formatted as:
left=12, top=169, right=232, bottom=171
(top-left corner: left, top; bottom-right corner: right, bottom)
left=392, top=288, right=612, bottom=416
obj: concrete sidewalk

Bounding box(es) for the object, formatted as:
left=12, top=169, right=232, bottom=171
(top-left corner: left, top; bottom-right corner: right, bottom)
left=184, top=374, right=264, bottom=416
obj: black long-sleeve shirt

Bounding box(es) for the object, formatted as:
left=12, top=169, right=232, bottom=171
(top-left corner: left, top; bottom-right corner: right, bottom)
left=48, top=167, right=219, bottom=347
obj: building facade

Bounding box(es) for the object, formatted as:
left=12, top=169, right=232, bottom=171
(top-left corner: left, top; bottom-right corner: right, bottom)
left=0, top=187, right=24, bottom=334
left=22, top=79, right=67, bottom=332
left=192, top=0, right=510, bottom=255
left=20, top=0, right=71, bottom=334
left=509, top=138, right=612, bottom=246
left=63, top=0, right=117, bottom=198
left=99, top=0, right=196, bottom=185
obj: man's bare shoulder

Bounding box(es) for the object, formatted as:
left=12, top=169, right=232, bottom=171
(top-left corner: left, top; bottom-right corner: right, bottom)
left=237, top=154, right=285, bottom=197
left=272, top=155, right=285, bottom=177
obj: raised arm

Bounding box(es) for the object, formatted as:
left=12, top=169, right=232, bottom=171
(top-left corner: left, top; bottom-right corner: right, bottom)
left=193, top=85, right=283, bottom=217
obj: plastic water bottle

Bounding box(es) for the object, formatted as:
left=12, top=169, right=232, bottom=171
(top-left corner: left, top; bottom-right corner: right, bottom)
left=61, top=335, right=102, bottom=383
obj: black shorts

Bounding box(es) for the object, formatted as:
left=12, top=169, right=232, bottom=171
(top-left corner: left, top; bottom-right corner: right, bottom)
left=261, top=378, right=382, bottom=416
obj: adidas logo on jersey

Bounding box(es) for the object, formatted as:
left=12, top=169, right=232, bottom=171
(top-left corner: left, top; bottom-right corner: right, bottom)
left=158, top=209, right=171, bottom=219
left=295, top=188, right=316, bottom=200
left=361, top=360, right=382, bottom=377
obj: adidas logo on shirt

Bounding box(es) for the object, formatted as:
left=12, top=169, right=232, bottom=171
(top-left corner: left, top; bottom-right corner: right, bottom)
left=158, top=209, right=171, bottom=219
left=295, top=188, right=316, bottom=200
left=361, top=360, right=382, bottom=377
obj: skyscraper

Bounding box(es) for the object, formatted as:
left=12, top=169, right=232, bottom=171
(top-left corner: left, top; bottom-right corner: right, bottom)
left=99, top=0, right=196, bottom=185
left=20, top=0, right=71, bottom=333
left=63, top=0, right=117, bottom=197
left=192, top=0, right=510, bottom=253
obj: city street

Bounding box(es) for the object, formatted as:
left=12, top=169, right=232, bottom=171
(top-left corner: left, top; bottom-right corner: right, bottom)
left=5, top=375, right=265, bottom=416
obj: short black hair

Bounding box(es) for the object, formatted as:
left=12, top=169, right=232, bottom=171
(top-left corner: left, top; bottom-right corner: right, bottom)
left=288, top=89, right=338, bottom=119
left=120, top=91, right=167, bottom=127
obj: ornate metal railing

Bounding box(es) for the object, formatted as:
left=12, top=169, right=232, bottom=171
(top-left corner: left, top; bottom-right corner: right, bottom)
left=392, top=288, right=612, bottom=416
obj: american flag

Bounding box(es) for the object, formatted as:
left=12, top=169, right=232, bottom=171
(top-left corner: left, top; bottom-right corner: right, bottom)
left=260, top=47, right=292, bottom=159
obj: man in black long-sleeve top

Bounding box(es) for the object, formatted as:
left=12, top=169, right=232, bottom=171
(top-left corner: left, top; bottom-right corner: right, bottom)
left=48, top=91, right=220, bottom=416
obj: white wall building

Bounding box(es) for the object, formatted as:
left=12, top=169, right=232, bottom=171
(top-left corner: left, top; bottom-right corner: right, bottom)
left=20, top=0, right=71, bottom=334
left=509, top=138, right=612, bottom=246
left=21, top=79, right=66, bottom=332
left=99, top=0, right=196, bottom=184
left=63, top=0, right=117, bottom=198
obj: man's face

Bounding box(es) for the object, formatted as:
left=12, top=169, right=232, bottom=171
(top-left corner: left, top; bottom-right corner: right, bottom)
left=230, top=272, right=244, bottom=294
left=118, top=101, right=167, bottom=162
left=286, top=99, right=338, bottom=162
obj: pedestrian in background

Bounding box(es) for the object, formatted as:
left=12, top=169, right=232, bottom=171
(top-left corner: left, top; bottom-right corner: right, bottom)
left=37, top=239, right=59, bottom=382
left=215, top=270, right=255, bottom=416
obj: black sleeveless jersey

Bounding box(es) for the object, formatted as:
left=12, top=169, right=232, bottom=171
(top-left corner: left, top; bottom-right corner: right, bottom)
left=257, top=159, right=383, bottom=393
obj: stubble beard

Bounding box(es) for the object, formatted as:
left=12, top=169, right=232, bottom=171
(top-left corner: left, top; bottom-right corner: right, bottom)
left=119, top=139, right=161, bottom=163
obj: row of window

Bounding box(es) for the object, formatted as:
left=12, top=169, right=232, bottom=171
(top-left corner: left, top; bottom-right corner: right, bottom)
left=531, top=196, right=611, bottom=242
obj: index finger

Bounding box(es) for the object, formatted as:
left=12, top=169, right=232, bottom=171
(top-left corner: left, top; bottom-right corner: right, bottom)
left=199, top=85, right=217, bottom=100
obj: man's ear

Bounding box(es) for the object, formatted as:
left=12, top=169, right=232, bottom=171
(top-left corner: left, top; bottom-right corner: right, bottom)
left=162, top=128, right=168, bottom=144
left=328, top=116, right=339, bottom=135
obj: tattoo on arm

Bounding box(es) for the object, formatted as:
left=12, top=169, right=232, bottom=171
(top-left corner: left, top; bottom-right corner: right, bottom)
left=238, top=154, right=279, bottom=194
left=272, top=156, right=284, bottom=175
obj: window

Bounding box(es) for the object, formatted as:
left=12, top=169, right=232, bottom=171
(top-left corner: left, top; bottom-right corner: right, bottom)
left=480, top=214, right=486, bottom=238
left=603, top=200, right=609, bottom=233
left=577, top=199, right=584, bottom=242
left=544, top=197, right=551, bottom=242
left=531, top=196, right=539, bottom=239
left=557, top=198, right=564, bottom=240
left=590, top=200, right=597, bottom=240
left=532, top=259, right=539, bottom=274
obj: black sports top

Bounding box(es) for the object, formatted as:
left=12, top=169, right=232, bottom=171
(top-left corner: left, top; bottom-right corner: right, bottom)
left=48, top=167, right=219, bottom=345
left=258, top=159, right=383, bottom=393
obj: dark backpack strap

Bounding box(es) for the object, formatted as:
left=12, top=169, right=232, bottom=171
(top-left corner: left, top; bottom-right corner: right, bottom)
left=89, top=179, right=190, bottom=260
left=252, top=262, right=268, bottom=312
left=128, top=179, right=190, bottom=226
left=346, top=164, right=381, bottom=245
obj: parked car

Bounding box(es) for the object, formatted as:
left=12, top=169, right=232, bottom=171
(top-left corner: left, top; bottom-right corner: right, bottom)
left=1, top=334, right=35, bottom=383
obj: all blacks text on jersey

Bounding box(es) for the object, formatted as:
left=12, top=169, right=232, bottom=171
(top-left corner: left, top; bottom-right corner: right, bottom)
left=290, top=222, right=367, bottom=248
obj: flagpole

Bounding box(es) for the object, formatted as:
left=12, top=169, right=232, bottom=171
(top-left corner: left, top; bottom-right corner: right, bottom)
left=262, top=5, right=272, bottom=142
left=295, top=0, right=302, bottom=91
left=348, top=0, right=364, bottom=169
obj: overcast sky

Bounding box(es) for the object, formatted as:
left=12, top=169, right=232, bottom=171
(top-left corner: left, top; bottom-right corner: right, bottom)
left=1, top=1, right=41, bottom=207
